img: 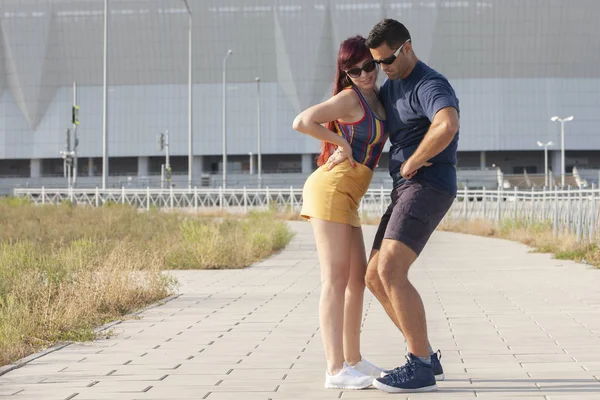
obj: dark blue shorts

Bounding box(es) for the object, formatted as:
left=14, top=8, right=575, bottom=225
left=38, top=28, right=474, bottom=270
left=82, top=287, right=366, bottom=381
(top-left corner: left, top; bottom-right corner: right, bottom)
left=372, top=180, right=456, bottom=255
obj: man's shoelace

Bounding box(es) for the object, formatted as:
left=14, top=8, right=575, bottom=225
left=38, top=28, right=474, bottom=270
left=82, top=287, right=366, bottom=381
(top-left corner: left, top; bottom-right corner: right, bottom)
left=387, top=356, right=417, bottom=384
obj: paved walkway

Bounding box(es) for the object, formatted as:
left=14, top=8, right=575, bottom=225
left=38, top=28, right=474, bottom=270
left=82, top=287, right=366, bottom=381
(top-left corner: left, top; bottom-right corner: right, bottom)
left=1, top=221, right=600, bottom=399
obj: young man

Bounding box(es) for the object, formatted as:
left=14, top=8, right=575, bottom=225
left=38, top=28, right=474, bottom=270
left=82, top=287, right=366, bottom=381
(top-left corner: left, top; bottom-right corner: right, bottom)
left=328, top=19, right=460, bottom=392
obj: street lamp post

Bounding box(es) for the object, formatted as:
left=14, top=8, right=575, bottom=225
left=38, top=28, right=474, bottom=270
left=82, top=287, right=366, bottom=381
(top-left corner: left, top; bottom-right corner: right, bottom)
left=537, top=140, right=554, bottom=188
left=222, top=49, right=233, bottom=189
left=72, top=81, right=79, bottom=188
left=183, top=0, right=193, bottom=189
left=102, top=0, right=109, bottom=189
left=255, top=77, right=262, bottom=189
left=550, top=115, right=574, bottom=187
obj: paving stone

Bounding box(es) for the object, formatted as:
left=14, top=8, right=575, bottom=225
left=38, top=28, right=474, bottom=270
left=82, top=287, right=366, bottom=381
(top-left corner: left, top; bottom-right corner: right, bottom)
left=1, top=222, right=599, bottom=398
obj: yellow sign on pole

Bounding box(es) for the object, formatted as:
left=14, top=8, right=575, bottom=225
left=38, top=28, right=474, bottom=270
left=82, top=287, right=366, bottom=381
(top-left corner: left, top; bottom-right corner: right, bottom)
left=72, top=105, right=80, bottom=125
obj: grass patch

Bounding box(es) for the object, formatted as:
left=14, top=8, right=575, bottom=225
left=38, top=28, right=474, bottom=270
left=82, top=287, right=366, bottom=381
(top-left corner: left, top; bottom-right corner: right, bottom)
left=0, top=198, right=293, bottom=366
left=165, top=212, right=294, bottom=269
left=438, top=217, right=600, bottom=268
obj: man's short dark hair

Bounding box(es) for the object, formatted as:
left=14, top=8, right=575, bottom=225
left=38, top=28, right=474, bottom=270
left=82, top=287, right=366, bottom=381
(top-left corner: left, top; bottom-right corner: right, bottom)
left=366, top=19, right=411, bottom=49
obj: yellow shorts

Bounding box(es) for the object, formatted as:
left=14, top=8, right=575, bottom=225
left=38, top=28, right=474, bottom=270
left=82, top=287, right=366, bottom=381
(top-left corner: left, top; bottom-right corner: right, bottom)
left=300, top=160, right=373, bottom=228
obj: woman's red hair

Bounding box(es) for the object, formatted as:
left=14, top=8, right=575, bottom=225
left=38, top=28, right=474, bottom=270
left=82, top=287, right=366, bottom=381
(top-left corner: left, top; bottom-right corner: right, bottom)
left=316, top=35, right=373, bottom=166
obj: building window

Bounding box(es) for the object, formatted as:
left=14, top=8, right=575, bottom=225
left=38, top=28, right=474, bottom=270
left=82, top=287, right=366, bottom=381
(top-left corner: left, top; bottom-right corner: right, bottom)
left=0, top=160, right=30, bottom=178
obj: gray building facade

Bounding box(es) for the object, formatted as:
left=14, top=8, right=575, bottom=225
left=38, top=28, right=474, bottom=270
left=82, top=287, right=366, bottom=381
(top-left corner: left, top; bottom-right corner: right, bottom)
left=1, top=0, right=599, bottom=189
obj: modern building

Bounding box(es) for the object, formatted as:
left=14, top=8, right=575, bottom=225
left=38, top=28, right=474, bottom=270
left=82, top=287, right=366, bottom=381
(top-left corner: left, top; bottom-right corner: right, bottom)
left=1, top=0, right=599, bottom=193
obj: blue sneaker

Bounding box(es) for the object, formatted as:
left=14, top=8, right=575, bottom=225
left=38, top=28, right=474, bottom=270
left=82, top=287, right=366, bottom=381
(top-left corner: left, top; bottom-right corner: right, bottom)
left=373, top=354, right=438, bottom=393
left=381, top=349, right=444, bottom=381
left=431, top=350, right=444, bottom=380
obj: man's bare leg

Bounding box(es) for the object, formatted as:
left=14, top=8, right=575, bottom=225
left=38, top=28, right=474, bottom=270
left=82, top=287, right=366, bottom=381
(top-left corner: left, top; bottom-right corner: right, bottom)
left=366, top=249, right=434, bottom=353
left=365, top=249, right=402, bottom=330
left=377, top=239, right=429, bottom=357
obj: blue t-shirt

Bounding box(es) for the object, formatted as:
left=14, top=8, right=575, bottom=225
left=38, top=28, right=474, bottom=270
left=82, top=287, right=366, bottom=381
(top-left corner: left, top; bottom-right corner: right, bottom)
left=379, top=61, right=460, bottom=195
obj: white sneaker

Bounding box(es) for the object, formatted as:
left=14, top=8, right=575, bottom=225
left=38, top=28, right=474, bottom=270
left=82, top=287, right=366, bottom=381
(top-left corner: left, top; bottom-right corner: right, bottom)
left=350, top=357, right=386, bottom=377
left=325, top=363, right=373, bottom=389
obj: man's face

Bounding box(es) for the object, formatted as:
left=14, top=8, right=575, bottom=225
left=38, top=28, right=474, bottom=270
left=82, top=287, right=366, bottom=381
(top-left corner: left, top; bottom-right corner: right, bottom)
left=370, top=40, right=411, bottom=80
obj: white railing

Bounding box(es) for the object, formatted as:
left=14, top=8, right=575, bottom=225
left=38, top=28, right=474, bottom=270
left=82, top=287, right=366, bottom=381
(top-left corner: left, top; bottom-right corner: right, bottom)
left=12, top=186, right=394, bottom=217
left=13, top=187, right=309, bottom=215
left=13, top=186, right=600, bottom=242
left=448, top=187, right=600, bottom=242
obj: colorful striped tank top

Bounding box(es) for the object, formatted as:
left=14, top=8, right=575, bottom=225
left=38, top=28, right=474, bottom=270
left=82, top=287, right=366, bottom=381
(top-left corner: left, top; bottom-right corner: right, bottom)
left=335, top=86, right=387, bottom=170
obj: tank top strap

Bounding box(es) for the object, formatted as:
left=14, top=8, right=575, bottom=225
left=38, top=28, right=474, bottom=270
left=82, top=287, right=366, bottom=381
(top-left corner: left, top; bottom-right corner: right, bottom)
left=351, top=86, right=375, bottom=118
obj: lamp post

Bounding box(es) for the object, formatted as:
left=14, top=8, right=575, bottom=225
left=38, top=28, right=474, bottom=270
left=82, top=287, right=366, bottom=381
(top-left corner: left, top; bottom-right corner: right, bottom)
left=101, top=0, right=109, bottom=189
left=536, top=140, right=554, bottom=188
left=222, top=49, right=233, bottom=188
left=550, top=115, right=574, bottom=187
left=255, top=77, right=262, bottom=188
left=183, top=0, right=193, bottom=188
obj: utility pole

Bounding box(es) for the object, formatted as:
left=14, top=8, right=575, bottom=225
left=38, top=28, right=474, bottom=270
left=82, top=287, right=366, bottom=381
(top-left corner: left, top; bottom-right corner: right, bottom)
left=60, top=129, right=75, bottom=188
left=72, top=81, right=79, bottom=187
left=158, top=130, right=171, bottom=189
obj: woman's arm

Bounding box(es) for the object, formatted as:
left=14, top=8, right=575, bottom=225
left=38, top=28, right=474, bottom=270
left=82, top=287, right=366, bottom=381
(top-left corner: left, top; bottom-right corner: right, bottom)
left=292, top=90, right=360, bottom=146
left=292, top=90, right=360, bottom=167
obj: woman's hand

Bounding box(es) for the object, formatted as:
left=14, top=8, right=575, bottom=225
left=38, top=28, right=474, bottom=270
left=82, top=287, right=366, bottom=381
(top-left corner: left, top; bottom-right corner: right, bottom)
left=326, top=142, right=356, bottom=171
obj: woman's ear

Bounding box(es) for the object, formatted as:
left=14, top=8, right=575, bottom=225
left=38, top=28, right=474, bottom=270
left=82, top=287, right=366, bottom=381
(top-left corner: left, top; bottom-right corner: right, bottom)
left=342, top=74, right=353, bottom=87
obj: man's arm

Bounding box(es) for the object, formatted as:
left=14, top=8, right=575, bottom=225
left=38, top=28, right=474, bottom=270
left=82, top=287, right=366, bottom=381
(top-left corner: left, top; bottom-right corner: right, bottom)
left=401, top=107, right=459, bottom=179
left=401, top=78, right=460, bottom=180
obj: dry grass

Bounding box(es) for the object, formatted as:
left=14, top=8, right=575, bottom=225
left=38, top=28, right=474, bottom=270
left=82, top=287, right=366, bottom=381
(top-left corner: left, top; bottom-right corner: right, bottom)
left=0, top=240, right=170, bottom=365
left=438, top=218, right=600, bottom=267
left=164, top=211, right=294, bottom=269
left=0, top=198, right=293, bottom=366
left=272, top=208, right=599, bottom=267
left=361, top=215, right=382, bottom=226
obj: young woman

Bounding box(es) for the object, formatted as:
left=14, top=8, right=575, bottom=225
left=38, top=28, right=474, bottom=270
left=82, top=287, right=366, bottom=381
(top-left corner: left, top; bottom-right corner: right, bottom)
left=292, top=35, right=388, bottom=390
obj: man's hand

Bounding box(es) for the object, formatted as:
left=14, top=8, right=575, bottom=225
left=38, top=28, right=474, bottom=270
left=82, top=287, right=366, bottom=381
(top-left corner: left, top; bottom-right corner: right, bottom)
left=400, top=158, right=432, bottom=180
left=326, top=143, right=356, bottom=171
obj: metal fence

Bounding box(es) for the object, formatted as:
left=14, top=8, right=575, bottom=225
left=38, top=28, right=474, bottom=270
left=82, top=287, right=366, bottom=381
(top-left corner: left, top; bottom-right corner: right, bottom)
left=448, top=187, right=599, bottom=242
left=13, top=187, right=307, bottom=214
left=13, top=186, right=600, bottom=242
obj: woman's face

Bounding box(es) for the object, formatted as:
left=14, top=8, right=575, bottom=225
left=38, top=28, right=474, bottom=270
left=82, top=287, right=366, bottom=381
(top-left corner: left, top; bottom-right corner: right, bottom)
left=346, top=58, right=377, bottom=91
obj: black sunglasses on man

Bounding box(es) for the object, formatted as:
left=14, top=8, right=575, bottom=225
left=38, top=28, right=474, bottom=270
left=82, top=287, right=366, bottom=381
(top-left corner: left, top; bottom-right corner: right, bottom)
left=374, top=39, right=411, bottom=65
